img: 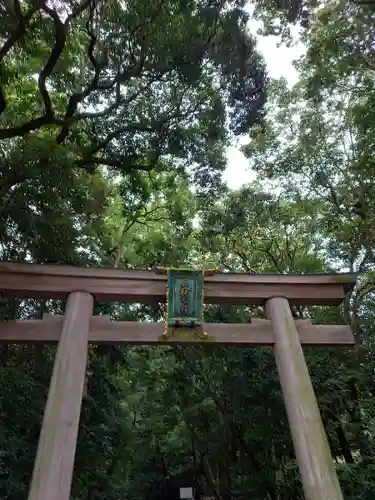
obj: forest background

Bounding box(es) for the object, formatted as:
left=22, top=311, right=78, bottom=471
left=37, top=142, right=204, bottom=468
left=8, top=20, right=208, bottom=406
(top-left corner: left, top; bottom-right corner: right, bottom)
left=1, top=0, right=375, bottom=498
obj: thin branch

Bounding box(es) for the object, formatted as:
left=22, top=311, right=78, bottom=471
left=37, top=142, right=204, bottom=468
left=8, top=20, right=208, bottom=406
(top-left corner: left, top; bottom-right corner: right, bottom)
left=89, top=122, right=156, bottom=155
left=327, top=181, right=347, bottom=217
left=351, top=0, right=375, bottom=6
left=0, top=0, right=93, bottom=136
left=67, top=0, right=95, bottom=22
left=231, top=247, right=257, bottom=273
left=0, top=88, right=5, bottom=115
left=57, top=74, right=160, bottom=143
left=56, top=7, right=103, bottom=143
left=113, top=219, right=138, bottom=268
left=0, top=3, right=39, bottom=115
left=75, top=155, right=158, bottom=171
left=264, top=243, right=284, bottom=273
left=0, top=3, right=39, bottom=63
left=38, top=3, right=69, bottom=118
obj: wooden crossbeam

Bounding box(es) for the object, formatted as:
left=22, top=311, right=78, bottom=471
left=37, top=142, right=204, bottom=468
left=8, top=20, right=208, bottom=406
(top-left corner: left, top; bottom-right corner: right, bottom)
left=0, top=261, right=357, bottom=305
left=0, top=316, right=354, bottom=346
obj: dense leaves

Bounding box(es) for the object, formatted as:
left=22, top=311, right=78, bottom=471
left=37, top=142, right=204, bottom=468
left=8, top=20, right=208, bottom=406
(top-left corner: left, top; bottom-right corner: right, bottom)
left=0, top=0, right=266, bottom=196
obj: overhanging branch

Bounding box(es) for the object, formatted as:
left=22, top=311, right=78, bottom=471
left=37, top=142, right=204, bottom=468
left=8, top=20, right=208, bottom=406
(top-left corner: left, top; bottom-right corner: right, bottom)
left=0, top=115, right=64, bottom=139
left=38, top=4, right=69, bottom=118
left=0, top=2, right=39, bottom=115
left=75, top=155, right=158, bottom=172
left=0, top=3, right=39, bottom=64
left=56, top=10, right=102, bottom=144
left=0, top=0, right=94, bottom=137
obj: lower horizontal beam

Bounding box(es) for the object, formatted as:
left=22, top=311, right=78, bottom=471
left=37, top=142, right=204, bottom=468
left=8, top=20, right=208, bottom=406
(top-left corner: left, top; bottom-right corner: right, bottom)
left=0, top=316, right=354, bottom=346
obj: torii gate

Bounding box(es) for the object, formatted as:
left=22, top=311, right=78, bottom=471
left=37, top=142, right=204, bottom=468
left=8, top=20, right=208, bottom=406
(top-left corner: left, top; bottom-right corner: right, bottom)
left=0, top=261, right=357, bottom=500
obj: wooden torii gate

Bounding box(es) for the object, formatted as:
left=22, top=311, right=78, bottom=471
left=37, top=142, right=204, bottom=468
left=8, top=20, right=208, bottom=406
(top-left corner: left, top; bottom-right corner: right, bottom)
left=0, top=261, right=357, bottom=500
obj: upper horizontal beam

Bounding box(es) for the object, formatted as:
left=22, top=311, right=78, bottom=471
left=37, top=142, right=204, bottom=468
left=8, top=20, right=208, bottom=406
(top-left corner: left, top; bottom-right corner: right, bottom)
left=0, top=316, right=354, bottom=346
left=0, top=261, right=357, bottom=306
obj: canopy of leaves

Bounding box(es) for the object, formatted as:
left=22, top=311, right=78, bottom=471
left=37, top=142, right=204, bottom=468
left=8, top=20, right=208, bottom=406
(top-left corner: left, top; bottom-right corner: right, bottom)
left=1, top=0, right=267, bottom=196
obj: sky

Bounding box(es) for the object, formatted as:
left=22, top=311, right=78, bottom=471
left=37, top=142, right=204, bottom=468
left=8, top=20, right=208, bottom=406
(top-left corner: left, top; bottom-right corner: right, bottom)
left=223, top=18, right=305, bottom=189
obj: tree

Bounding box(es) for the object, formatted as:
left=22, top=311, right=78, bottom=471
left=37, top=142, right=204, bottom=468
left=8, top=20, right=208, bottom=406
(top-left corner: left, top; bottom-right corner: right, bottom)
left=1, top=0, right=267, bottom=194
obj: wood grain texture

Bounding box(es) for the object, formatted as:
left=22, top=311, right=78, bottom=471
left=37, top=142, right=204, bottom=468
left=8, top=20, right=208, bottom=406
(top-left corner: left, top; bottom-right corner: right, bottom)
left=0, top=316, right=354, bottom=346
left=0, top=260, right=357, bottom=305
left=266, top=297, right=344, bottom=500
left=28, top=292, right=93, bottom=500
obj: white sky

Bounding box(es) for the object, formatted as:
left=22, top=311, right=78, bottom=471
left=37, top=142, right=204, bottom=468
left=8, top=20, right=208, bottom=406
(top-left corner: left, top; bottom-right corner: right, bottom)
left=223, top=18, right=305, bottom=189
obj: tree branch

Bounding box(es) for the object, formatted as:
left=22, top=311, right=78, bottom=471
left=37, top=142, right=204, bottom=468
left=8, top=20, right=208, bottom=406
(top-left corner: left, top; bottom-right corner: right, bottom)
left=89, top=122, right=158, bottom=156
left=37, top=3, right=69, bottom=118
left=56, top=10, right=102, bottom=143
left=0, top=3, right=39, bottom=115
left=0, top=0, right=93, bottom=136
left=57, top=69, right=161, bottom=143
left=264, top=243, right=284, bottom=273
left=0, top=115, right=64, bottom=139
left=75, top=154, right=158, bottom=172
left=0, top=3, right=39, bottom=64
left=231, top=246, right=257, bottom=273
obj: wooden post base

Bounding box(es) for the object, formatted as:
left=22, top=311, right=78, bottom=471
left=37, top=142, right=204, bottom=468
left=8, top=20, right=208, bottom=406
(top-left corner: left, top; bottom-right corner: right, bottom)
left=28, top=291, right=93, bottom=500
left=266, top=297, right=343, bottom=500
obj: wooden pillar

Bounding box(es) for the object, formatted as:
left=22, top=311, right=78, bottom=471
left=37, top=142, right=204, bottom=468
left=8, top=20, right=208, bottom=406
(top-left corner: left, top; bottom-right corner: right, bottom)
left=28, top=291, right=93, bottom=500
left=265, top=297, right=343, bottom=500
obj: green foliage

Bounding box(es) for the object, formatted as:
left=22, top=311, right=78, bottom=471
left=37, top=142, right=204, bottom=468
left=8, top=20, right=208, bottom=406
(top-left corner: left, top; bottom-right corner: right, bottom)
left=0, top=0, right=267, bottom=194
